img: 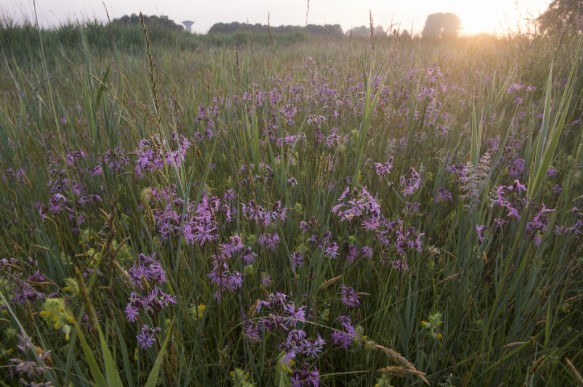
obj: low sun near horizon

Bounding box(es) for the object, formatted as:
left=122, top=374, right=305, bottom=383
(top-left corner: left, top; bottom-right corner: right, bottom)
left=1, top=0, right=551, bottom=36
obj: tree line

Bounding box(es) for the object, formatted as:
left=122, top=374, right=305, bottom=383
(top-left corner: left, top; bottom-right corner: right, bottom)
left=107, top=0, right=583, bottom=39
left=109, top=14, right=184, bottom=32
left=208, top=22, right=344, bottom=37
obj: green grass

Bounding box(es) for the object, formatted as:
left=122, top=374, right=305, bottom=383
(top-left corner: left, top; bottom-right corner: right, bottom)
left=0, top=22, right=582, bottom=386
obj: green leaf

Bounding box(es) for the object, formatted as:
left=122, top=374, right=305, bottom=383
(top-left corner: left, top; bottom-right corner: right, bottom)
left=114, top=319, right=135, bottom=386
left=470, top=102, right=481, bottom=168
left=99, top=327, right=125, bottom=387
left=74, top=324, right=107, bottom=387
left=145, top=322, right=173, bottom=387
left=528, top=57, right=577, bottom=199
left=95, top=64, right=111, bottom=109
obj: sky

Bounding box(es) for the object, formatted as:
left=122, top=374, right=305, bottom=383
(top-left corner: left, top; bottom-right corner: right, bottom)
left=1, top=0, right=551, bottom=36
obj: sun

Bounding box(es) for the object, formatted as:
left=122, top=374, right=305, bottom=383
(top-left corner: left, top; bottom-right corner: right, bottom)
left=443, top=0, right=548, bottom=36
left=456, top=7, right=506, bottom=35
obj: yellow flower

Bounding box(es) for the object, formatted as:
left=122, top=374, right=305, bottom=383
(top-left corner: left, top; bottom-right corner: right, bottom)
left=40, top=298, right=74, bottom=341
left=192, top=303, right=206, bottom=320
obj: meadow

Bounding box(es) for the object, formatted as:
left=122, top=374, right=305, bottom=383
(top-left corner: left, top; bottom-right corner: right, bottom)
left=0, top=21, right=582, bottom=386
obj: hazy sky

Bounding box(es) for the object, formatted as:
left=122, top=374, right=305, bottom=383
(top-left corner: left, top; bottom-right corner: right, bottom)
left=2, top=0, right=551, bottom=35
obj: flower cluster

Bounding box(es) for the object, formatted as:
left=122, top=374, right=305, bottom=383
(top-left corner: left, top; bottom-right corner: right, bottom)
left=147, top=187, right=229, bottom=245
left=36, top=166, right=102, bottom=230
left=280, top=104, right=298, bottom=125
left=331, top=187, right=382, bottom=223
left=291, top=365, right=321, bottom=387
left=249, top=292, right=307, bottom=334
left=434, top=187, right=453, bottom=203
left=102, top=146, right=130, bottom=173
left=124, top=253, right=175, bottom=349
left=526, top=204, right=555, bottom=246
left=491, top=179, right=527, bottom=220
left=393, top=220, right=424, bottom=256
left=339, top=285, right=360, bottom=308
left=1, top=166, right=27, bottom=185
left=258, top=232, right=281, bottom=251
left=374, top=157, right=394, bottom=177
left=128, top=253, right=167, bottom=287
left=194, top=101, right=220, bottom=140
left=275, top=133, right=305, bottom=147
left=331, top=186, right=424, bottom=265
left=245, top=292, right=323, bottom=386
left=207, top=235, right=246, bottom=300
left=1, top=258, right=53, bottom=305
left=134, top=134, right=191, bottom=178
left=331, top=315, right=359, bottom=349
left=39, top=298, right=75, bottom=340
left=182, top=192, right=221, bottom=246
left=241, top=199, right=288, bottom=228
left=400, top=167, right=422, bottom=197
left=281, top=329, right=325, bottom=359
left=508, top=158, right=525, bottom=178
left=9, top=330, right=52, bottom=386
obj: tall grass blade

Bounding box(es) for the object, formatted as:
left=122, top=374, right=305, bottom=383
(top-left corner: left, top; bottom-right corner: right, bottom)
left=144, top=323, right=173, bottom=387
left=98, top=327, right=125, bottom=387
left=114, top=319, right=135, bottom=386
left=74, top=323, right=108, bottom=386
left=95, top=64, right=111, bottom=110
left=470, top=102, right=481, bottom=168
left=528, top=52, right=578, bottom=199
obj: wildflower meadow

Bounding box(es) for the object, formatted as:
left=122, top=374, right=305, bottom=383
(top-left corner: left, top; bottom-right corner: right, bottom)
left=0, top=19, right=582, bottom=386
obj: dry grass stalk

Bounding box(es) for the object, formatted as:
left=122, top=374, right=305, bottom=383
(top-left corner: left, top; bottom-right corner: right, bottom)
left=268, top=12, right=273, bottom=52
left=75, top=267, right=99, bottom=331
left=319, top=275, right=342, bottom=289
left=378, top=365, right=428, bottom=381
left=369, top=10, right=375, bottom=52
left=235, top=44, right=241, bottom=79
left=565, top=357, right=583, bottom=386
left=247, top=299, right=261, bottom=319
left=370, top=341, right=429, bottom=385
left=139, top=12, right=161, bottom=128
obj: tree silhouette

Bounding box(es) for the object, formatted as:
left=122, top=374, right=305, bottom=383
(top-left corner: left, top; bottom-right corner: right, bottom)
left=346, top=25, right=385, bottom=38
left=537, top=0, right=583, bottom=35
left=109, top=14, right=184, bottom=32
left=208, top=22, right=344, bottom=36
left=422, top=13, right=461, bottom=39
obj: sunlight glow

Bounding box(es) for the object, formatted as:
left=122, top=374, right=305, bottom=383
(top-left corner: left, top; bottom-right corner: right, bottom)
left=444, top=0, right=550, bottom=35
left=1, top=0, right=552, bottom=35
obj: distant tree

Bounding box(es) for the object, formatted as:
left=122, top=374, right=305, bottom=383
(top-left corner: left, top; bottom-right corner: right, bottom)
left=441, top=13, right=461, bottom=38
left=208, top=22, right=343, bottom=37
left=306, top=24, right=327, bottom=35
left=346, top=25, right=384, bottom=38
left=324, top=24, right=344, bottom=36
left=110, top=14, right=183, bottom=32
left=374, top=25, right=386, bottom=37
left=422, top=14, right=442, bottom=38
left=537, top=0, right=583, bottom=35
left=209, top=22, right=248, bottom=34
left=422, top=13, right=461, bottom=39
left=346, top=26, right=369, bottom=38
left=208, top=22, right=226, bottom=33
left=401, top=29, right=411, bottom=39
